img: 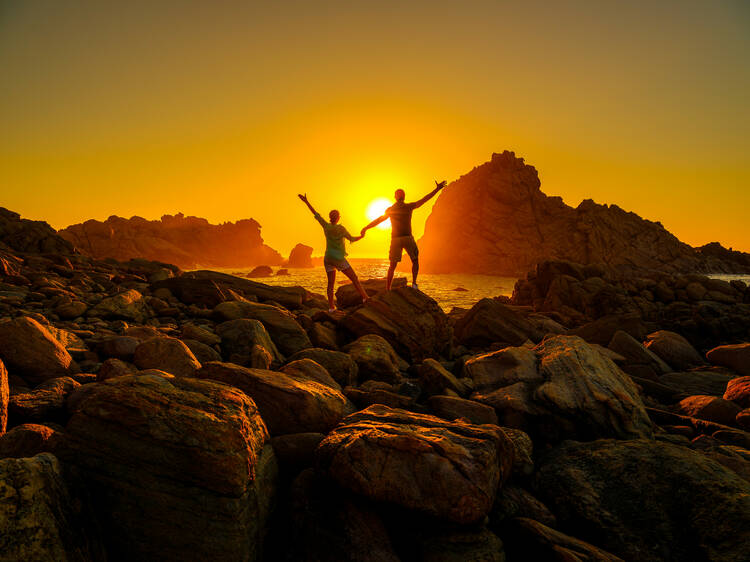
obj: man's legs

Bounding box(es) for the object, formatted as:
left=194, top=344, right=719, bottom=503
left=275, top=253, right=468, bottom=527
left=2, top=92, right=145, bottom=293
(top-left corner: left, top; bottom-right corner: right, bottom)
left=386, top=261, right=397, bottom=291
left=326, top=269, right=336, bottom=310
left=342, top=267, right=369, bottom=303
left=405, top=236, right=420, bottom=288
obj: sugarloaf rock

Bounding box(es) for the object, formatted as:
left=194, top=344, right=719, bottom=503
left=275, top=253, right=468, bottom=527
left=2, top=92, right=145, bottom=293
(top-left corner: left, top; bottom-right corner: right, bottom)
left=419, top=151, right=750, bottom=275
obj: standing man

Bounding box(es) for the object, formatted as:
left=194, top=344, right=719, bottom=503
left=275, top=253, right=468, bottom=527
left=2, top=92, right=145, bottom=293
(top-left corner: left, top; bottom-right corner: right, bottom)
left=361, top=180, right=447, bottom=291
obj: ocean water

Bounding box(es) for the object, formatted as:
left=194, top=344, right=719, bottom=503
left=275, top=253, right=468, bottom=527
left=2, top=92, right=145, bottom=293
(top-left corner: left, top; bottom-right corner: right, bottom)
left=708, top=274, right=750, bottom=285
left=222, top=258, right=518, bottom=311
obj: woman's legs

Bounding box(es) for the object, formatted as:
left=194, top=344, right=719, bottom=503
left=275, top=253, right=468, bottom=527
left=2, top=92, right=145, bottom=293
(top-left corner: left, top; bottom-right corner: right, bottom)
left=326, top=269, right=336, bottom=310
left=342, top=267, right=369, bottom=303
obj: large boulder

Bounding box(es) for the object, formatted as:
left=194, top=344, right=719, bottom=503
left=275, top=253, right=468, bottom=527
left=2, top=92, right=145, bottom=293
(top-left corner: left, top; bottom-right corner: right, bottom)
left=676, top=395, right=742, bottom=426
left=343, top=334, right=403, bottom=384
left=535, top=439, right=750, bottom=562
left=463, top=346, right=540, bottom=393
left=133, top=336, right=201, bottom=377
left=287, top=243, right=314, bottom=268
left=59, top=374, right=276, bottom=561
left=335, top=277, right=408, bottom=308
left=0, top=317, right=74, bottom=385
left=341, top=287, right=452, bottom=362
left=418, top=358, right=466, bottom=396
left=214, top=300, right=312, bottom=355
left=644, top=330, right=704, bottom=370
left=197, top=361, right=353, bottom=435
left=89, top=289, right=150, bottom=322
left=0, top=424, right=63, bottom=459
left=470, top=336, right=653, bottom=443
left=316, top=405, right=514, bottom=524
left=724, top=376, right=750, bottom=408
left=608, top=330, right=672, bottom=380
left=287, top=348, right=358, bottom=387
left=0, top=359, right=7, bottom=435
left=454, top=298, right=543, bottom=349
left=216, top=319, right=283, bottom=365
left=8, top=376, right=81, bottom=424
left=707, top=343, right=750, bottom=376
left=0, top=453, right=100, bottom=561
left=281, top=359, right=340, bottom=391
left=427, top=395, right=499, bottom=426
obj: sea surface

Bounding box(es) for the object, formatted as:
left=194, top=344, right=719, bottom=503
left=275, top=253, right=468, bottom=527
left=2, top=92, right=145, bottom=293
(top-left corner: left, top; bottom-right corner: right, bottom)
left=217, top=260, right=750, bottom=312
left=220, top=258, right=518, bottom=311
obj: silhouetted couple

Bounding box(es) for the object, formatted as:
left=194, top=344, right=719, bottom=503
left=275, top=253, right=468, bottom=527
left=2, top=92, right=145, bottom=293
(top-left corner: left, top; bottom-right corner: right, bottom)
left=298, top=180, right=446, bottom=312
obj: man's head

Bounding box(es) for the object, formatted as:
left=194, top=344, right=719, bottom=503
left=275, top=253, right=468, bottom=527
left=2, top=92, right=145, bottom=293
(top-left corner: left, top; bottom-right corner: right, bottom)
left=329, top=209, right=340, bottom=224
left=394, top=189, right=406, bottom=202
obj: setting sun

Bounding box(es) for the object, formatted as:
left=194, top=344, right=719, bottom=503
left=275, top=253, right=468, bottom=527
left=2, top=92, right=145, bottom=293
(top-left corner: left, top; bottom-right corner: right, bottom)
left=366, top=198, right=392, bottom=229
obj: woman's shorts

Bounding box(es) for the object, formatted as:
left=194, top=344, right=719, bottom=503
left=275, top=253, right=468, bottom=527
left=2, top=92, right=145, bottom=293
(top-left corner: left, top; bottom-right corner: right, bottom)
left=389, top=235, right=419, bottom=263
left=324, top=257, right=352, bottom=273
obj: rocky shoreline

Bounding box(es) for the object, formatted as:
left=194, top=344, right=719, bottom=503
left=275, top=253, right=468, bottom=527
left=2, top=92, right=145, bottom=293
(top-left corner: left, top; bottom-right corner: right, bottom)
left=1, top=210, right=749, bottom=561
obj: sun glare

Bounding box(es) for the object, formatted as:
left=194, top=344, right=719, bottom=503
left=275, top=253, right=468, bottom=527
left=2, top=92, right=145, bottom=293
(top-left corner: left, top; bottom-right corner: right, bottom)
left=366, top=198, right=392, bottom=229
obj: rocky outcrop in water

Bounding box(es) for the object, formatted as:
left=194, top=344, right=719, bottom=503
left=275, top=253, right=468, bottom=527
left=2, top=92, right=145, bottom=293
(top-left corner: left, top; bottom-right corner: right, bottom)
left=287, top=243, right=314, bottom=268
left=419, top=151, right=750, bottom=275
left=59, top=212, right=282, bottom=269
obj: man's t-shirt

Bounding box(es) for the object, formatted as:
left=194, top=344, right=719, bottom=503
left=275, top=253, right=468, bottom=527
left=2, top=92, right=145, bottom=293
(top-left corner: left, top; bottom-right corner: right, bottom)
left=314, top=213, right=351, bottom=260
left=386, top=201, right=417, bottom=238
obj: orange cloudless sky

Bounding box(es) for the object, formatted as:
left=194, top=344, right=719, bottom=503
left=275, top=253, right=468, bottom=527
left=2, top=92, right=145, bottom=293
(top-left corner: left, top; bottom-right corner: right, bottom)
left=1, top=0, right=748, bottom=258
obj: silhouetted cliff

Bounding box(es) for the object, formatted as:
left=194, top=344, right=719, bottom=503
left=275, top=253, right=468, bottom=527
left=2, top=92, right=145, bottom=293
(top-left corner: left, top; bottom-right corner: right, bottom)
left=59, top=213, right=282, bottom=270
left=419, top=151, right=750, bottom=275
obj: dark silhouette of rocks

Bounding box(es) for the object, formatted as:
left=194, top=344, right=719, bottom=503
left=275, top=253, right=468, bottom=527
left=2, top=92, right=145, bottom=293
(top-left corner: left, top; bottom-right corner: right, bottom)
left=0, top=207, right=74, bottom=255
left=419, top=151, right=750, bottom=275
left=59, top=212, right=282, bottom=270
left=287, top=243, right=314, bottom=268
left=512, top=259, right=750, bottom=351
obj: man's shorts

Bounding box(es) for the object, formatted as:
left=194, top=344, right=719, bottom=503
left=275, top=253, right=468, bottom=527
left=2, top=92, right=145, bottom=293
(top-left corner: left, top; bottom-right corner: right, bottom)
left=389, top=235, right=419, bottom=263
left=323, top=257, right=352, bottom=273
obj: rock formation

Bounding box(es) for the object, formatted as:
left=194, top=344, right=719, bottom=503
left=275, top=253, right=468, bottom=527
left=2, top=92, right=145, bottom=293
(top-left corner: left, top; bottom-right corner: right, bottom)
left=287, top=243, right=314, bottom=268
left=419, top=151, right=750, bottom=275
left=59, top=212, right=282, bottom=269
left=0, top=207, right=74, bottom=255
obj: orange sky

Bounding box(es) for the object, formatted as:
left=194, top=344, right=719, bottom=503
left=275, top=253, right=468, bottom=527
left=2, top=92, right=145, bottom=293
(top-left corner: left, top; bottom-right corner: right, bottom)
left=1, top=1, right=748, bottom=258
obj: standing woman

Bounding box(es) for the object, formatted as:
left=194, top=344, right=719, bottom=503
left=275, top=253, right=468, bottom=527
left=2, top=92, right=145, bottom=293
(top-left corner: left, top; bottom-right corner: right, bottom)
left=298, top=193, right=369, bottom=312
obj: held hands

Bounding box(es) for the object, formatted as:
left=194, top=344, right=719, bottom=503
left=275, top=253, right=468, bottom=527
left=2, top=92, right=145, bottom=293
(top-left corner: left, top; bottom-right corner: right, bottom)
left=360, top=227, right=368, bottom=237
left=351, top=235, right=364, bottom=242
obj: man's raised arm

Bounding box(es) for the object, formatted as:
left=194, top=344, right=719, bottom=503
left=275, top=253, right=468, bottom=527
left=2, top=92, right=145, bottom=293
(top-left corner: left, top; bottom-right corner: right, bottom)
left=361, top=215, right=388, bottom=236
left=413, top=180, right=447, bottom=208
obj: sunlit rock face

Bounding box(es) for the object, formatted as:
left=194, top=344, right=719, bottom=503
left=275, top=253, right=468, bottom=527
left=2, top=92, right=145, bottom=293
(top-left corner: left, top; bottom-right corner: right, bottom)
left=59, top=213, right=282, bottom=269
left=418, top=151, right=749, bottom=276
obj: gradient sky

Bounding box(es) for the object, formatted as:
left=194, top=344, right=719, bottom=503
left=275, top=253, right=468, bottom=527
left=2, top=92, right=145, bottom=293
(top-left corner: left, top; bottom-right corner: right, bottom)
left=1, top=0, right=748, bottom=258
